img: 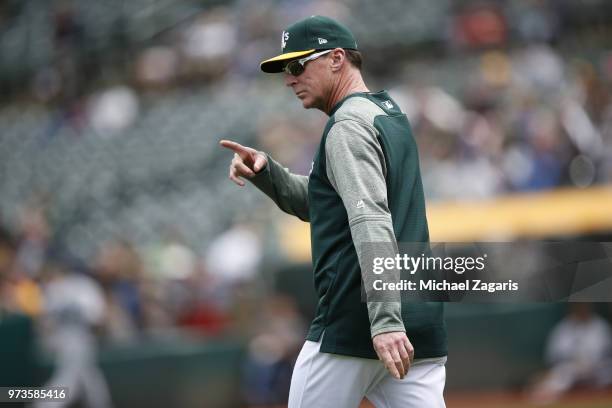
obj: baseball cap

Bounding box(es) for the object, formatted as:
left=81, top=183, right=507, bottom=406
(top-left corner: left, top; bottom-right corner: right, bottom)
left=260, top=15, right=358, bottom=73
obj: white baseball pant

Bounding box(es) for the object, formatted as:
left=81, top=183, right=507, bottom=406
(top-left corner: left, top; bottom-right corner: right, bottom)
left=288, top=336, right=446, bottom=408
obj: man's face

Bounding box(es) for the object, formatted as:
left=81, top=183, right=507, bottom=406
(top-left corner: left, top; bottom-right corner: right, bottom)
left=284, top=53, right=332, bottom=111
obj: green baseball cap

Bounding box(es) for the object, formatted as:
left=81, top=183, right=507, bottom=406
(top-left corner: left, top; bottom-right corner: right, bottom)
left=260, top=15, right=358, bottom=73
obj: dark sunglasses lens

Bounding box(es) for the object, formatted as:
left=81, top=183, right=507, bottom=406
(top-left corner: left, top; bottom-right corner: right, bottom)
left=286, top=61, right=304, bottom=76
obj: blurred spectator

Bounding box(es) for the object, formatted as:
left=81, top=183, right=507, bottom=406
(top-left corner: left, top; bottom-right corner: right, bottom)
left=529, top=303, right=612, bottom=404
left=13, top=205, right=51, bottom=279
left=0, top=225, right=17, bottom=313
left=176, top=272, right=231, bottom=336
left=0, top=210, right=44, bottom=318
left=3, top=272, right=43, bottom=318
left=52, top=0, right=86, bottom=92
left=514, top=45, right=564, bottom=92
left=144, top=227, right=232, bottom=335
left=36, top=261, right=113, bottom=408
left=134, top=47, right=179, bottom=88
left=256, top=116, right=322, bottom=175
left=512, top=107, right=567, bottom=191
left=205, top=222, right=263, bottom=286
left=179, top=8, right=236, bottom=82
left=453, top=3, right=507, bottom=48
left=510, top=0, right=560, bottom=44
left=241, top=295, right=305, bottom=407
left=53, top=1, right=85, bottom=54
left=93, top=240, right=143, bottom=338
left=87, top=86, right=139, bottom=137
left=0, top=223, right=37, bottom=388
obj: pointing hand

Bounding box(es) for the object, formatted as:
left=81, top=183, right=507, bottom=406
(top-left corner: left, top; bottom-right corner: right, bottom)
left=219, top=140, right=268, bottom=186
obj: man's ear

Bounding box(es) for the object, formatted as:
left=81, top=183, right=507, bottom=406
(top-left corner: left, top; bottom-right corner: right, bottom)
left=329, top=48, right=346, bottom=72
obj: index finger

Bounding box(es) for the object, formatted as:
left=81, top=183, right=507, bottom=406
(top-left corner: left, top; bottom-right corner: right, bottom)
left=219, top=140, right=249, bottom=157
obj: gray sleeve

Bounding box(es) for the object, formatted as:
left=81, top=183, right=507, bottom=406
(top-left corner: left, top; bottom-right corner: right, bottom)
left=325, top=119, right=405, bottom=338
left=249, top=154, right=310, bottom=222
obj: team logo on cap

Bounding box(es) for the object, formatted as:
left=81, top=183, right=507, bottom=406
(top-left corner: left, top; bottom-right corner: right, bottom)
left=282, top=31, right=289, bottom=49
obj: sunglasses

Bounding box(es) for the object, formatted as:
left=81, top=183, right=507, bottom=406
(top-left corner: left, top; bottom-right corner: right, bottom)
left=283, top=49, right=333, bottom=76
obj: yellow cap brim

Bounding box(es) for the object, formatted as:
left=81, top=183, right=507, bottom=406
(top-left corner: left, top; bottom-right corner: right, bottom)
left=260, top=49, right=316, bottom=73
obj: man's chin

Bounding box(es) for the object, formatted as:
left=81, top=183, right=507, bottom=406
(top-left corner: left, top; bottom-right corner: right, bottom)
left=299, top=97, right=316, bottom=109
left=296, top=95, right=320, bottom=110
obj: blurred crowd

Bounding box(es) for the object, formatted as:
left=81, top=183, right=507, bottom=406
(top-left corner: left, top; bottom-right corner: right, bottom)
left=0, top=201, right=306, bottom=406
left=1, top=1, right=612, bottom=255
left=1, top=1, right=611, bottom=206
left=399, top=46, right=612, bottom=200
left=0, top=202, right=296, bottom=339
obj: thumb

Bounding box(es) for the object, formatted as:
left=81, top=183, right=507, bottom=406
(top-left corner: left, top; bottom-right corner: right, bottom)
left=253, top=154, right=267, bottom=173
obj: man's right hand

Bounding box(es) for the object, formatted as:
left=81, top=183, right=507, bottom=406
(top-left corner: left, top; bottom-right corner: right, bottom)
left=372, top=331, right=414, bottom=380
left=219, top=140, right=268, bottom=186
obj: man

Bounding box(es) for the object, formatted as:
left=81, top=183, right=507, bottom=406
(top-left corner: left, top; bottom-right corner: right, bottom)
left=530, top=303, right=612, bottom=404
left=221, top=15, right=447, bottom=408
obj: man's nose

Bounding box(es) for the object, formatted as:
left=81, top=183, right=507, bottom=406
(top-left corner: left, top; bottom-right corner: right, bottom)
left=284, top=72, right=297, bottom=87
